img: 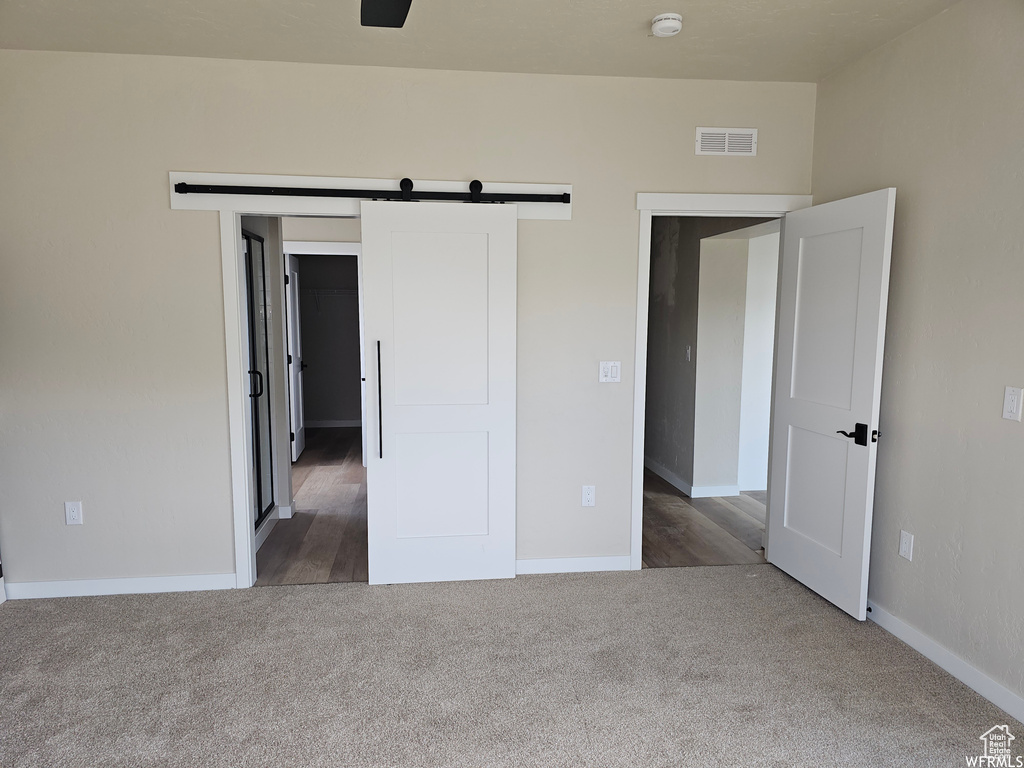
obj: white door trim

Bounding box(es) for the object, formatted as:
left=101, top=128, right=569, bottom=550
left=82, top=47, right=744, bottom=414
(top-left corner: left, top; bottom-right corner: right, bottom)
left=630, top=193, right=813, bottom=570
left=174, top=172, right=570, bottom=589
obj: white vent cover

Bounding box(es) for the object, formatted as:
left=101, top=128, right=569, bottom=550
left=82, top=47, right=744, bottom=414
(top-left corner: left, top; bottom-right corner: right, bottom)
left=695, top=127, right=758, bottom=156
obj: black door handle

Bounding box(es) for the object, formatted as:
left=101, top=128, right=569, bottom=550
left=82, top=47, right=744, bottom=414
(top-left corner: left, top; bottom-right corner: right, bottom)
left=249, top=370, right=264, bottom=398
left=377, top=341, right=383, bottom=459
left=837, top=422, right=869, bottom=446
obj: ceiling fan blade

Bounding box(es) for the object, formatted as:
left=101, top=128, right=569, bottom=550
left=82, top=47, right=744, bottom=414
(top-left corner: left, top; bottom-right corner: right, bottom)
left=361, top=0, right=412, bottom=28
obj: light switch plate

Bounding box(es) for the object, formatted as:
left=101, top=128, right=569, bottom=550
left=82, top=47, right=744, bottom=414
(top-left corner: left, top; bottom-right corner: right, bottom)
left=899, top=530, right=913, bottom=561
left=1003, top=386, right=1022, bottom=421
left=599, top=361, right=621, bottom=383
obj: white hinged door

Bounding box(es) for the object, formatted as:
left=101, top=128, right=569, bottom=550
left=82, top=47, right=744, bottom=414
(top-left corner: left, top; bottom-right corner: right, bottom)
left=285, top=255, right=305, bottom=461
left=766, top=188, right=896, bottom=620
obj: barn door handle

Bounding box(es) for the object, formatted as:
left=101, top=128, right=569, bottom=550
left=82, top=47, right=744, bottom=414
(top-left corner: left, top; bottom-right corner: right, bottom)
left=376, top=340, right=383, bottom=459
left=836, top=423, right=869, bottom=446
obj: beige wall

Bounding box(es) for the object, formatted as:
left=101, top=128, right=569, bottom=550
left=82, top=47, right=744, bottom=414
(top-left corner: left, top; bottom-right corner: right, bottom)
left=737, top=232, right=780, bottom=491
left=812, top=0, right=1024, bottom=697
left=282, top=217, right=360, bottom=243
left=0, top=49, right=814, bottom=582
left=693, top=238, right=749, bottom=490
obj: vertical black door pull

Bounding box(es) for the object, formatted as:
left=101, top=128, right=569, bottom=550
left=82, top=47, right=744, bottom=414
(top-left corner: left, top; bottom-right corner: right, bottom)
left=377, top=341, right=383, bottom=459
left=248, top=370, right=264, bottom=398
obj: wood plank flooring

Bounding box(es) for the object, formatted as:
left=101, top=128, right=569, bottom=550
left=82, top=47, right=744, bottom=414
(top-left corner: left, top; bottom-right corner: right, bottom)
left=258, top=433, right=767, bottom=583
left=255, top=428, right=368, bottom=586
left=642, top=469, right=767, bottom=568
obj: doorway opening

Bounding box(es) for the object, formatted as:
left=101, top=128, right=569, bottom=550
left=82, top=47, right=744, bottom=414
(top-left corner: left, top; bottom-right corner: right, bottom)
left=641, top=216, right=779, bottom=568
left=254, top=221, right=370, bottom=586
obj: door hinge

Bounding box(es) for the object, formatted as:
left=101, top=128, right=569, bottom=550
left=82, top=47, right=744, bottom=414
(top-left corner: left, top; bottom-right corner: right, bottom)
left=284, top=274, right=290, bottom=285
left=288, top=354, right=292, bottom=364
left=290, top=432, right=295, bottom=442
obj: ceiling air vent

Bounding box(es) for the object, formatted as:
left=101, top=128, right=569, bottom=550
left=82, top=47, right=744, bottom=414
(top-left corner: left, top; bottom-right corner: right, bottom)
left=695, top=127, right=758, bottom=156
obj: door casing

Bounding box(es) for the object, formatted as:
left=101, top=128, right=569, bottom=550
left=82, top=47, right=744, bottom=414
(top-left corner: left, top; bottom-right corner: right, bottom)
left=630, top=193, right=814, bottom=571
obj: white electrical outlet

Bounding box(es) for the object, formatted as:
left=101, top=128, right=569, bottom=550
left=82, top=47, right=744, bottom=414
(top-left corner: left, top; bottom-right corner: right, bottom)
left=899, top=530, right=913, bottom=561
left=65, top=501, right=83, bottom=526
left=582, top=485, right=596, bottom=507
left=1003, top=386, right=1022, bottom=421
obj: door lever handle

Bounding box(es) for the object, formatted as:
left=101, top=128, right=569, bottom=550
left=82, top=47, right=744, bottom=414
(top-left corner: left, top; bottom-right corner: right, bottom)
left=836, top=423, right=869, bottom=446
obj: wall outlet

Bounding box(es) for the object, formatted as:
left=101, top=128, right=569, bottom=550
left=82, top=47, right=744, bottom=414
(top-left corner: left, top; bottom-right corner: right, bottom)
left=582, top=485, right=596, bottom=507
left=1003, top=386, right=1022, bottom=421
left=65, top=501, right=83, bottom=526
left=899, top=530, right=913, bottom=561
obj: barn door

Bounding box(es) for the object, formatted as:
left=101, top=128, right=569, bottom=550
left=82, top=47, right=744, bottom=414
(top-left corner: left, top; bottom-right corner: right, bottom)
left=361, top=201, right=518, bottom=585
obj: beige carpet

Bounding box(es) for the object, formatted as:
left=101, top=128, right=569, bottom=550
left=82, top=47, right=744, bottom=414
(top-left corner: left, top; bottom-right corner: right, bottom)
left=0, top=565, right=1017, bottom=767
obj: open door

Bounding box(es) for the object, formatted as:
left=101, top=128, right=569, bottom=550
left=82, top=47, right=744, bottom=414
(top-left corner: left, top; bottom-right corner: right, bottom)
left=361, top=201, right=518, bottom=585
left=242, top=231, right=276, bottom=529
left=766, top=188, right=896, bottom=620
left=285, top=255, right=306, bottom=461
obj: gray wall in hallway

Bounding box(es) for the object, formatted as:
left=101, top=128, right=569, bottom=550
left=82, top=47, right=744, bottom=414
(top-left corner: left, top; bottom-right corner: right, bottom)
left=297, top=255, right=362, bottom=424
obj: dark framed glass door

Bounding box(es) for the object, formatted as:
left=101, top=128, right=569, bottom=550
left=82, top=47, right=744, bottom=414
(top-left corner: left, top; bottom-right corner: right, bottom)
left=243, top=231, right=275, bottom=529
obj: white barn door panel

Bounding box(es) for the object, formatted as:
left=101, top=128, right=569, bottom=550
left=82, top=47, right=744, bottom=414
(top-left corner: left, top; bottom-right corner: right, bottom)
left=361, top=201, right=517, bottom=585
left=766, top=188, right=896, bottom=620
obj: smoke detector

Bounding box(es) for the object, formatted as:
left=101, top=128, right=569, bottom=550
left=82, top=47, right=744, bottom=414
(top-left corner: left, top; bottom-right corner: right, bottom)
left=651, top=13, right=683, bottom=37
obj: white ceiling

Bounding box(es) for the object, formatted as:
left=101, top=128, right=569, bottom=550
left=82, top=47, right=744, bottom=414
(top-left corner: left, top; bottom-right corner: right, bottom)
left=0, top=0, right=959, bottom=82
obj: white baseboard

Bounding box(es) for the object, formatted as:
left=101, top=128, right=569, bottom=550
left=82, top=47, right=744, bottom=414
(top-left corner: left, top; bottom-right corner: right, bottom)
left=4, top=573, right=237, bottom=600
left=277, top=504, right=294, bottom=520
left=255, top=509, right=279, bottom=552
left=0, top=576, right=6, bottom=604
left=691, top=484, right=741, bottom=498
left=644, top=457, right=693, bottom=496
left=867, top=600, right=1024, bottom=723
left=643, top=459, right=740, bottom=498
left=515, top=556, right=632, bottom=575
left=306, top=420, right=361, bottom=428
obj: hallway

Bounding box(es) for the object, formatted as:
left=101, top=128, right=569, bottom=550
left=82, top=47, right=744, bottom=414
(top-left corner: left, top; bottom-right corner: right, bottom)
left=642, top=470, right=767, bottom=568
left=256, top=427, right=367, bottom=586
